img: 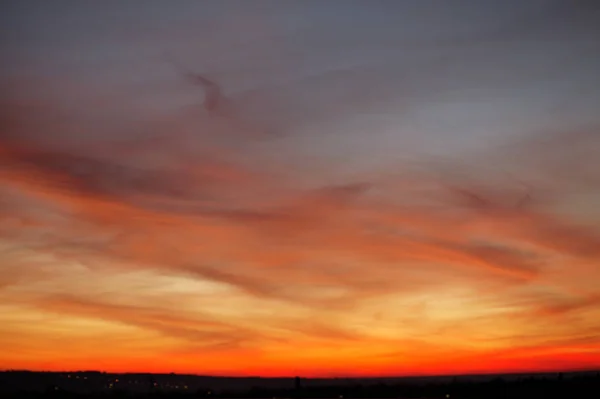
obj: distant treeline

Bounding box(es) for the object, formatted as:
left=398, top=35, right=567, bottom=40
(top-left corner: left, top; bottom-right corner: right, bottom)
left=3, top=372, right=600, bottom=399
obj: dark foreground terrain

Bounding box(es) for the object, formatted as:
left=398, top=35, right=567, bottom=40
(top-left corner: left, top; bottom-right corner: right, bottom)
left=1, top=370, right=599, bottom=398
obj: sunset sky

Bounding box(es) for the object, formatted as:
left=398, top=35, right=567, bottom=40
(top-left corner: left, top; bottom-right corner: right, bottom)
left=1, top=0, right=600, bottom=377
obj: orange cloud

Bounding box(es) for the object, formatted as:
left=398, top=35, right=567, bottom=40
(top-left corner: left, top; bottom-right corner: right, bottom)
left=1, top=92, right=600, bottom=377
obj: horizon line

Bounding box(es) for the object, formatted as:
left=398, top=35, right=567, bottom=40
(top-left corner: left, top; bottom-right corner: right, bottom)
left=3, top=367, right=600, bottom=379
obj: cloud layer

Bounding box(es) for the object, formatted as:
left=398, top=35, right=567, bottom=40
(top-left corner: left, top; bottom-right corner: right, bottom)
left=1, top=0, right=600, bottom=376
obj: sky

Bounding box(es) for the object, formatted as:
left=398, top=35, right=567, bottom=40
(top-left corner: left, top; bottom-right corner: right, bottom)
left=1, top=0, right=600, bottom=377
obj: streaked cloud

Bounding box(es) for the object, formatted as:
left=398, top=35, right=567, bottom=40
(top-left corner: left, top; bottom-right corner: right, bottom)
left=1, top=0, right=599, bottom=376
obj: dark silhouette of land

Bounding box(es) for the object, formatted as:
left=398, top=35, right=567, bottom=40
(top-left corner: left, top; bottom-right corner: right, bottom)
left=1, top=370, right=599, bottom=398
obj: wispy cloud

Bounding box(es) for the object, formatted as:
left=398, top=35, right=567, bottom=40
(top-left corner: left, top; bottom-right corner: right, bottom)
left=1, top=0, right=600, bottom=376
